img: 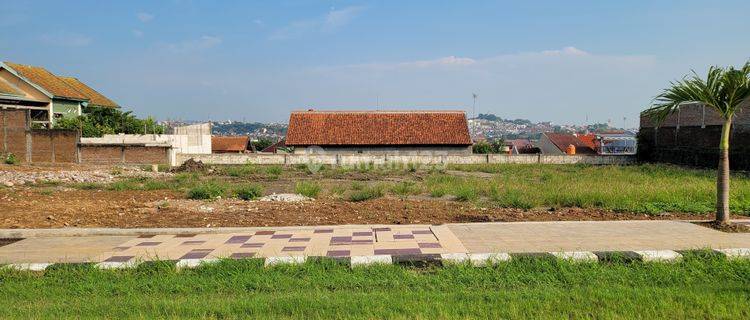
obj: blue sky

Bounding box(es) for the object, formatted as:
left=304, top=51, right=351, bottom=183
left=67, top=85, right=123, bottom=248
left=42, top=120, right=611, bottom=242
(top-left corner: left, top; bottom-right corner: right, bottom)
left=2, top=0, right=749, bottom=126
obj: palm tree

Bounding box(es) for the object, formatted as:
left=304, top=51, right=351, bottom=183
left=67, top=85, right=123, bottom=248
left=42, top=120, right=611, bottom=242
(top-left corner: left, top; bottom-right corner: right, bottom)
left=644, top=62, right=750, bottom=225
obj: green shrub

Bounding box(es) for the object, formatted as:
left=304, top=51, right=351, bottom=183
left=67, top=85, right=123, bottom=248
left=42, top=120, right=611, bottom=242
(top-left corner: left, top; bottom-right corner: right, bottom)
left=350, top=182, right=365, bottom=191
left=454, top=184, right=478, bottom=202
left=224, top=164, right=258, bottom=177
left=265, top=165, right=283, bottom=175
left=295, top=181, right=321, bottom=198
left=233, top=184, right=264, bottom=200
left=348, top=184, right=385, bottom=202
left=4, top=153, right=19, bottom=165
left=391, top=181, right=420, bottom=197
left=72, top=182, right=103, bottom=190
left=187, top=182, right=227, bottom=200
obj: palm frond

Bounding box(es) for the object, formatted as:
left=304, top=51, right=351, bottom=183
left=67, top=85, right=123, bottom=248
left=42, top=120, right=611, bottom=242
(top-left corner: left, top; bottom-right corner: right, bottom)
left=645, top=61, right=750, bottom=125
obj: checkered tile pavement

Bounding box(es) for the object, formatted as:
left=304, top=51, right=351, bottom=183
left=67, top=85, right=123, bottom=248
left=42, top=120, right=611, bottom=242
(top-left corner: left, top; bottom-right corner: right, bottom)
left=98, top=225, right=467, bottom=264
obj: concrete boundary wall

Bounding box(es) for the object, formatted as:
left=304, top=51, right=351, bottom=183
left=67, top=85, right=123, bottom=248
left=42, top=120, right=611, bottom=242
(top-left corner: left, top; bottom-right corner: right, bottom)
left=176, top=153, right=636, bottom=166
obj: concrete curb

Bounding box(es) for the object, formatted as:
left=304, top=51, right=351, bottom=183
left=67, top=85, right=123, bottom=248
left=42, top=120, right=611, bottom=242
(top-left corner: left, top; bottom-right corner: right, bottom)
left=4, top=249, right=750, bottom=273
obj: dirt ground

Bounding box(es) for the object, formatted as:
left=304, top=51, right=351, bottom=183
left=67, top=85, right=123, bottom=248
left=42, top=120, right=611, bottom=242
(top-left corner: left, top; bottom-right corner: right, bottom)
left=0, top=187, right=717, bottom=229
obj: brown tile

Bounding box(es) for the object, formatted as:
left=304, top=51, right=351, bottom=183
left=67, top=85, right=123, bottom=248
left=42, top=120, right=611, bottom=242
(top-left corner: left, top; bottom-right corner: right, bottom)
left=418, top=243, right=442, bottom=249
left=174, top=234, right=197, bottom=238
left=374, top=248, right=422, bottom=255
left=225, top=236, right=252, bottom=244
left=180, top=249, right=214, bottom=260
left=326, top=250, right=351, bottom=257
left=104, top=255, right=134, bottom=263
left=331, top=236, right=352, bottom=243
left=137, top=235, right=155, bottom=238
left=254, top=231, right=275, bottom=235
left=412, top=230, right=433, bottom=235
left=314, top=229, right=334, bottom=233
left=289, top=238, right=311, bottom=242
left=373, top=227, right=391, bottom=232
left=393, top=234, right=415, bottom=240
left=181, top=240, right=206, bottom=245
left=136, top=241, right=161, bottom=246
left=281, top=246, right=306, bottom=252
left=353, top=232, right=373, bottom=237
left=241, top=243, right=265, bottom=248
left=230, top=252, right=256, bottom=259
left=271, top=234, right=293, bottom=239
left=112, top=246, right=130, bottom=251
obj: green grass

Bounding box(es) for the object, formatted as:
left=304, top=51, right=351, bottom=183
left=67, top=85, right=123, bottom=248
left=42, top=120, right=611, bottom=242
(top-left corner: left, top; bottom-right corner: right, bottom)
left=390, top=181, right=421, bottom=198
left=233, top=184, right=264, bottom=200
left=295, top=181, right=321, bottom=198
left=348, top=184, right=385, bottom=202
left=187, top=181, right=228, bottom=200
left=0, top=253, right=749, bottom=318
left=435, top=164, right=750, bottom=214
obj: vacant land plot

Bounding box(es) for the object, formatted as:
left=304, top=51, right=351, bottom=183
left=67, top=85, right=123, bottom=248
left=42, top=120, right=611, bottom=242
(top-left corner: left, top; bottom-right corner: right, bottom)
left=0, top=253, right=748, bottom=318
left=0, top=163, right=748, bottom=228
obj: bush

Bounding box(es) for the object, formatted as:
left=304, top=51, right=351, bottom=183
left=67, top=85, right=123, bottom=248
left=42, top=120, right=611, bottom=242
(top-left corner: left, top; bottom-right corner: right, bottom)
left=265, top=165, right=283, bottom=175
left=224, top=164, right=258, bottom=177
left=391, top=181, right=420, bottom=197
left=233, top=184, right=264, bottom=200
left=348, top=184, right=385, bottom=202
left=454, top=184, right=478, bottom=202
left=472, top=139, right=505, bottom=154
left=187, top=182, right=227, bottom=200
left=3, top=153, right=19, bottom=165
left=295, top=181, right=321, bottom=198
left=54, top=107, right=165, bottom=138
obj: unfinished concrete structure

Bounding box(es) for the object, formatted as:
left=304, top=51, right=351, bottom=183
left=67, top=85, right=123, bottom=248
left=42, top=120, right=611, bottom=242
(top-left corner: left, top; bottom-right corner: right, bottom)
left=639, top=103, right=750, bottom=170
left=285, top=110, right=473, bottom=155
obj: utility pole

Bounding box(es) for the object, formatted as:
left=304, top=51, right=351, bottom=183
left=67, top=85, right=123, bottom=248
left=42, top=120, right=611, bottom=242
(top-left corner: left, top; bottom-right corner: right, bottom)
left=472, top=93, right=478, bottom=118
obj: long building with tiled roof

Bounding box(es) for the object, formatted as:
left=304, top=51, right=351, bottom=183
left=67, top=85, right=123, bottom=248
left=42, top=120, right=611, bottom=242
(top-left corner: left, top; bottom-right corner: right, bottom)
left=0, top=61, right=118, bottom=125
left=285, top=110, right=472, bottom=154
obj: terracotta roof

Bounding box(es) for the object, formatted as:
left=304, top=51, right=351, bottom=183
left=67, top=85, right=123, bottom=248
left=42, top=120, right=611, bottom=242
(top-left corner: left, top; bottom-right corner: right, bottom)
left=543, top=132, right=597, bottom=154
left=0, top=77, right=23, bottom=96
left=505, top=139, right=533, bottom=150
left=3, top=62, right=87, bottom=100
left=212, top=136, right=249, bottom=153
left=286, top=110, right=472, bottom=146
left=58, top=77, right=119, bottom=108
left=261, top=139, right=286, bottom=153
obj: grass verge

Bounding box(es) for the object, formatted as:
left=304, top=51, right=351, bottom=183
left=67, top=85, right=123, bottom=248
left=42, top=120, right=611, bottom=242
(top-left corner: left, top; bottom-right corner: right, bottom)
left=0, top=253, right=748, bottom=318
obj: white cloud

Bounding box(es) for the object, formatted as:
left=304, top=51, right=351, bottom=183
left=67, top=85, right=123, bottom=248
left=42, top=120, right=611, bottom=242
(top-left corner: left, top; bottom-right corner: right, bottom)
left=132, top=29, right=144, bottom=38
left=253, top=19, right=264, bottom=27
left=323, top=6, right=365, bottom=30
left=163, top=35, right=222, bottom=53
left=137, top=12, right=155, bottom=23
left=541, top=46, right=590, bottom=56
left=270, top=6, right=365, bottom=40
left=39, top=31, right=92, bottom=47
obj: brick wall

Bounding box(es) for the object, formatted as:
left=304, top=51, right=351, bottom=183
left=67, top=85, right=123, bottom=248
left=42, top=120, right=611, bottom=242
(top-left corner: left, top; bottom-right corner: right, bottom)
left=1, top=109, right=78, bottom=163
left=79, top=145, right=170, bottom=165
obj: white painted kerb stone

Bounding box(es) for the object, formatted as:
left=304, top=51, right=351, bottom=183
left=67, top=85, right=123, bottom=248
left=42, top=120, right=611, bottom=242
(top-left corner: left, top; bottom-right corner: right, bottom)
left=5, top=263, right=53, bottom=271
left=350, top=255, right=392, bottom=267
left=468, top=253, right=511, bottom=266
left=440, top=253, right=470, bottom=264
left=635, top=250, right=682, bottom=262
left=550, top=251, right=598, bottom=262
left=714, top=248, right=750, bottom=259
left=264, top=256, right=306, bottom=266
left=176, top=258, right=220, bottom=269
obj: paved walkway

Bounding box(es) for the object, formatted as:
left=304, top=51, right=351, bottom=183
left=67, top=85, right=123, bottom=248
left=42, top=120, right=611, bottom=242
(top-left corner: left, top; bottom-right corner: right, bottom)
left=0, top=220, right=748, bottom=265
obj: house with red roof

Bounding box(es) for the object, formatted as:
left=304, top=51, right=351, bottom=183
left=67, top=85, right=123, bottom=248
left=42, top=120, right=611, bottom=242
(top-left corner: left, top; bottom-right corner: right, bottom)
left=0, top=61, right=118, bottom=126
left=285, top=110, right=473, bottom=154
left=539, top=132, right=636, bottom=155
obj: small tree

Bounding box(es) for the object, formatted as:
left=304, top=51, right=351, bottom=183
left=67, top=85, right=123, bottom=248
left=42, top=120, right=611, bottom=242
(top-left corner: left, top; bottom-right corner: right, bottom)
left=644, top=62, right=750, bottom=225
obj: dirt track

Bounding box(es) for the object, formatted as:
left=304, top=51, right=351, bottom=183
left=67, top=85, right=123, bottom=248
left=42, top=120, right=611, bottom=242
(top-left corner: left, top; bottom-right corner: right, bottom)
left=0, top=187, right=715, bottom=229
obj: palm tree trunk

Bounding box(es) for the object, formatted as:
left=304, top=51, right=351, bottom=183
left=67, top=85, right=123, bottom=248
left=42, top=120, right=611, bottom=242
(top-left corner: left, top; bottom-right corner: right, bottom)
left=716, top=118, right=732, bottom=224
